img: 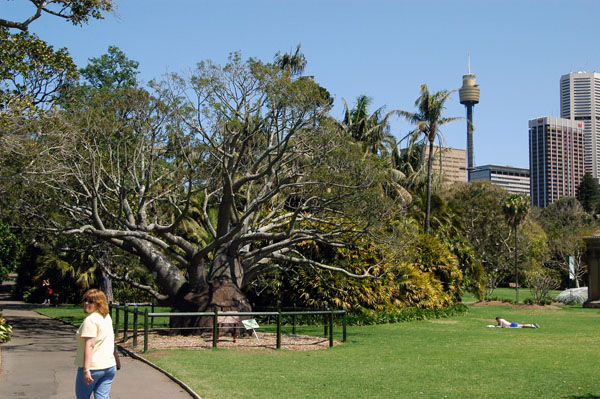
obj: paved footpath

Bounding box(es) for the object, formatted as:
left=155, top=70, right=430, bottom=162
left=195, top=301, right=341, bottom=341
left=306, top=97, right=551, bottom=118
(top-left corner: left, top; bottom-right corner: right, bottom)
left=0, top=281, right=197, bottom=399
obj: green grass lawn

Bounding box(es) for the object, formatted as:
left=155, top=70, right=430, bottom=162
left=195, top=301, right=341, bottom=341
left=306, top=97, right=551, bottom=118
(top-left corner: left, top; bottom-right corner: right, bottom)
left=38, top=303, right=600, bottom=398
left=461, top=287, right=563, bottom=303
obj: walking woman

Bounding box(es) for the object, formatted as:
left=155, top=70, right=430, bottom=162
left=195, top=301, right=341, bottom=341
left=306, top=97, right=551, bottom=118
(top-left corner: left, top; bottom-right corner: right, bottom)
left=75, top=289, right=116, bottom=399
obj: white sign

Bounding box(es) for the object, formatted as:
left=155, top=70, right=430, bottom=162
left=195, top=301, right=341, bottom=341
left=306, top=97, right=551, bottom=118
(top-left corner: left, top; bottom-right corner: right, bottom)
left=569, top=256, right=575, bottom=280
left=242, top=319, right=260, bottom=329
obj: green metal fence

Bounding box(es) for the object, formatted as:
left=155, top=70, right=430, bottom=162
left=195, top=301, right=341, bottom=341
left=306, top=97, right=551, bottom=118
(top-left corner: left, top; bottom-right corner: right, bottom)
left=109, top=303, right=346, bottom=353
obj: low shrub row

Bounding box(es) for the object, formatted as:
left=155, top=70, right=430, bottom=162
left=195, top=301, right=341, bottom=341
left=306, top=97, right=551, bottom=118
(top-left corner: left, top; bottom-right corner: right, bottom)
left=345, top=303, right=468, bottom=326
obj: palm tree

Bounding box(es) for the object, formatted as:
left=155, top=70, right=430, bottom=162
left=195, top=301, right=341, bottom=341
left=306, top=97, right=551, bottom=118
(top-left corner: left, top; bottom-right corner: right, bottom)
left=274, top=43, right=307, bottom=76
left=339, top=96, right=412, bottom=204
left=502, top=193, right=530, bottom=302
left=341, top=95, right=398, bottom=155
left=398, top=84, right=459, bottom=234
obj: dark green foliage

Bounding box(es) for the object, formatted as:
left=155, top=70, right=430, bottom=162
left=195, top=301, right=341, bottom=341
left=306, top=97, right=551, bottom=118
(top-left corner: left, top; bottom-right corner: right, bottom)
left=79, top=45, right=140, bottom=89
left=0, top=222, right=22, bottom=282
left=576, top=172, right=600, bottom=213
left=0, top=27, right=78, bottom=109
left=447, top=182, right=512, bottom=294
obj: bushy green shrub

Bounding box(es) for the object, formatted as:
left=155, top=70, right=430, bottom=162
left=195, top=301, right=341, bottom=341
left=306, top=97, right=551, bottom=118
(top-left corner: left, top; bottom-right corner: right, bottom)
left=0, top=313, right=12, bottom=343
left=395, top=234, right=463, bottom=308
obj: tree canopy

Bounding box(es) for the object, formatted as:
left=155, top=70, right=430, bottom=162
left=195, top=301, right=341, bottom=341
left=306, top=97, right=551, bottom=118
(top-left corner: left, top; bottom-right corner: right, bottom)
left=0, top=0, right=114, bottom=31
left=17, top=53, right=391, bottom=317
left=576, top=172, right=600, bottom=213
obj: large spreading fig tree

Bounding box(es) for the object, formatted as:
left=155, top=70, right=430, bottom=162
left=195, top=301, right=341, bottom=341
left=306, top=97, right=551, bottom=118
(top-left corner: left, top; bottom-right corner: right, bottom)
left=24, top=54, right=386, bottom=329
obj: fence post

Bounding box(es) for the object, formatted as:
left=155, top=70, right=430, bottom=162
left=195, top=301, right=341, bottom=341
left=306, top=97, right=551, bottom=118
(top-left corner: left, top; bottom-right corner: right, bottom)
left=123, top=304, right=129, bottom=342
left=343, top=308, right=347, bottom=342
left=329, top=309, right=334, bottom=348
left=151, top=302, right=155, bottom=329
left=114, top=305, right=120, bottom=340
left=212, top=307, right=218, bottom=349
left=323, top=307, right=328, bottom=337
left=133, top=305, right=138, bottom=348
left=292, top=303, right=296, bottom=335
left=276, top=309, right=281, bottom=349
left=143, top=308, right=149, bottom=353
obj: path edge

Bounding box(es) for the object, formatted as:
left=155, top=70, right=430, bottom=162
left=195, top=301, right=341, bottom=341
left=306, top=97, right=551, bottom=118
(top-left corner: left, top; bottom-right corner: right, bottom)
left=117, top=345, right=201, bottom=399
left=33, top=310, right=201, bottom=399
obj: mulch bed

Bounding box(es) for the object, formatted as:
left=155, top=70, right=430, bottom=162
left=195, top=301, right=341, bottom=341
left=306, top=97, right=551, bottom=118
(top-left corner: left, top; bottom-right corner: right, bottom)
left=119, top=330, right=342, bottom=352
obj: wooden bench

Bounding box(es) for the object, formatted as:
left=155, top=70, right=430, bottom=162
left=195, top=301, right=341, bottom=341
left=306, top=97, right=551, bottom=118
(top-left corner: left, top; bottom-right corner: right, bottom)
left=217, top=316, right=242, bottom=343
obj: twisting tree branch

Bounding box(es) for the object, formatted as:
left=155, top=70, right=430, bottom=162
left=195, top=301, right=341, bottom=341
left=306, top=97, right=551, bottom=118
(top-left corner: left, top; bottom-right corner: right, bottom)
left=99, top=264, right=169, bottom=302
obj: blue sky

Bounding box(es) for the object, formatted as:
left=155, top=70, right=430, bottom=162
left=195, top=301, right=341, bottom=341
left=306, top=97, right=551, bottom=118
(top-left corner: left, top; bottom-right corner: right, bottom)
left=5, top=0, right=600, bottom=168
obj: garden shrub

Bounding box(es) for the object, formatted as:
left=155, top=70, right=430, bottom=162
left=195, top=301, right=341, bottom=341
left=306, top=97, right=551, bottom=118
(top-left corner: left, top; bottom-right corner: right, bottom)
left=0, top=313, right=12, bottom=343
left=395, top=234, right=463, bottom=308
left=525, top=268, right=560, bottom=304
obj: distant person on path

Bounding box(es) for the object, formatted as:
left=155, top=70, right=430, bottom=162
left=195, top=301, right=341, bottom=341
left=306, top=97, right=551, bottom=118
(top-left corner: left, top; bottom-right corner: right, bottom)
left=42, top=279, right=52, bottom=305
left=496, top=316, right=539, bottom=328
left=75, top=289, right=117, bottom=399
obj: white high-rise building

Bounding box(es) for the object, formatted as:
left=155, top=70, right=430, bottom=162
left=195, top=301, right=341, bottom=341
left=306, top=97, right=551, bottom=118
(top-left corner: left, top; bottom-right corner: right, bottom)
left=470, top=165, right=530, bottom=195
left=560, top=72, right=600, bottom=178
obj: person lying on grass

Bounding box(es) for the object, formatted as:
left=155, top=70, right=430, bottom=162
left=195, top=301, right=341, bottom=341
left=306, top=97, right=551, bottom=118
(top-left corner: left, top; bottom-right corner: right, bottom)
left=496, top=317, right=539, bottom=328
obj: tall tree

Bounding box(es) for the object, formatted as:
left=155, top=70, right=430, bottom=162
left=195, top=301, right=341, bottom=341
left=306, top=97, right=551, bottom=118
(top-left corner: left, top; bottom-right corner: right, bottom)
left=399, top=84, right=459, bottom=233
left=20, top=54, right=388, bottom=329
left=536, top=198, right=595, bottom=288
left=502, top=193, right=530, bottom=302
left=576, top=172, right=600, bottom=213
left=447, top=181, right=512, bottom=297
left=79, top=45, right=140, bottom=89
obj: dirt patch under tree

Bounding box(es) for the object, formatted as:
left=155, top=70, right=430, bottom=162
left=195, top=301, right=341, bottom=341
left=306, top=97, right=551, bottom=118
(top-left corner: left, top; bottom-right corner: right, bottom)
left=119, top=331, right=342, bottom=353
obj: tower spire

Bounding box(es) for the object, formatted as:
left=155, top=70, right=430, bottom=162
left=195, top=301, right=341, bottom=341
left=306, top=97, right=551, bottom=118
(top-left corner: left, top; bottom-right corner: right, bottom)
left=468, top=53, right=471, bottom=74
left=459, top=57, right=480, bottom=182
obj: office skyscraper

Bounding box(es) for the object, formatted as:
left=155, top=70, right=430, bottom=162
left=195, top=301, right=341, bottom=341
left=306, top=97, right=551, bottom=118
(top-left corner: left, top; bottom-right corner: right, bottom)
left=528, top=117, right=585, bottom=207
left=560, top=72, right=600, bottom=179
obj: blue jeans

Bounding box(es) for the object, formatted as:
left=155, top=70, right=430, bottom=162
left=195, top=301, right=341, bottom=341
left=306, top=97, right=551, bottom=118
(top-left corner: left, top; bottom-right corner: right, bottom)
left=76, top=366, right=116, bottom=399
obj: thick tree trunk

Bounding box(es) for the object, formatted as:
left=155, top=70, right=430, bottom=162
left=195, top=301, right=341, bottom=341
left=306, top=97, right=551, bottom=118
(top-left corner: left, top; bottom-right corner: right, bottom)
left=169, top=278, right=251, bottom=335
left=99, top=270, right=114, bottom=303
left=125, top=237, right=251, bottom=335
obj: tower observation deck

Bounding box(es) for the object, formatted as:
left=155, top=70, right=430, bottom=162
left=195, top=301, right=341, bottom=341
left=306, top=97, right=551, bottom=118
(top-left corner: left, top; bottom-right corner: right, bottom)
left=459, top=62, right=480, bottom=182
